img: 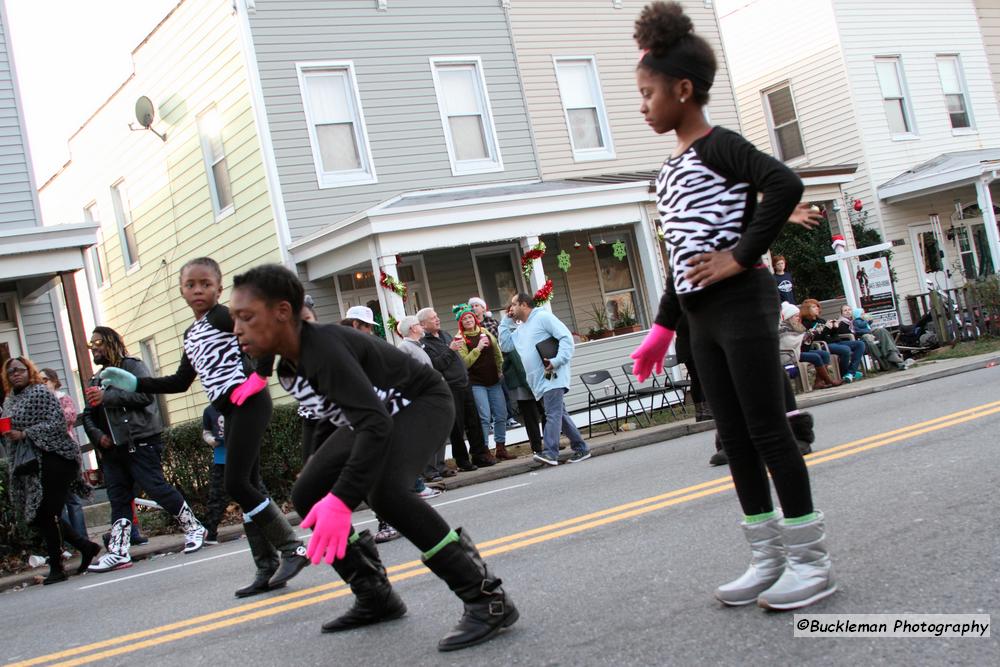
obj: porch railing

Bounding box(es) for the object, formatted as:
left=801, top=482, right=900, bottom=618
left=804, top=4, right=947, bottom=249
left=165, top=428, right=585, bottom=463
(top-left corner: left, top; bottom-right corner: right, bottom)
left=904, top=284, right=1000, bottom=344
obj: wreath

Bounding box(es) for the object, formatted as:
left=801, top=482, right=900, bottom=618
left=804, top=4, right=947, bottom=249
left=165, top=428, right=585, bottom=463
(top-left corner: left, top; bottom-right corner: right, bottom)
left=386, top=315, right=400, bottom=336
left=520, top=242, right=547, bottom=278
left=379, top=271, right=408, bottom=301
left=533, top=279, right=554, bottom=306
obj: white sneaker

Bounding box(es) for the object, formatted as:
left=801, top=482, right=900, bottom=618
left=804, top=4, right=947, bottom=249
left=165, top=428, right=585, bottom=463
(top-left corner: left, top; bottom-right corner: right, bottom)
left=417, top=487, right=443, bottom=499
left=184, top=525, right=206, bottom=554
left=89, top=552, right=132, bottom=573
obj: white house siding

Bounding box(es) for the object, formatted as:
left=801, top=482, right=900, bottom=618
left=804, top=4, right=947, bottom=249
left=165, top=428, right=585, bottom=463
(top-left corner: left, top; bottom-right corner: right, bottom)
left=248, top=0, right=540, bottom=243
left=832, top=0, right=1000, bottom=301
left=508, top=0, right=740, bottom=180
left=974, top=0, right=1000, bottom=102
left=39, top=0, right=280, bottom=424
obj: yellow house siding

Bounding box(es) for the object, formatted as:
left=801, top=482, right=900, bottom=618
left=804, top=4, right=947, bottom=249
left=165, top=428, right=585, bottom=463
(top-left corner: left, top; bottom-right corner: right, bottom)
left=38, top=0, right=280, bottom=425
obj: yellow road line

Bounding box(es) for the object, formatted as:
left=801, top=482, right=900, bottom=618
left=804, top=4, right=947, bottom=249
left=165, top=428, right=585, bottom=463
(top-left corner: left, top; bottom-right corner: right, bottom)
left=10, top=400, right=998, bottom=667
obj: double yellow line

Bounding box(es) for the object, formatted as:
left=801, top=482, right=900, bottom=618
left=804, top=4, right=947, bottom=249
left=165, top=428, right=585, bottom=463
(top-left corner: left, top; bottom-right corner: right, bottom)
left=10, top=399, right=1000, bottom=667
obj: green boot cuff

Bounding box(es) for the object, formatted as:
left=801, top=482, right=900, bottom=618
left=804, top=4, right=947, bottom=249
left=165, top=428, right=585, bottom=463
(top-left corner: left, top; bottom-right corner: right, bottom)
left=744, top=510, right=778, bottom=525
left=422, top=529, right=459, bottom=560
left=784, top=512, right=818, bottom=526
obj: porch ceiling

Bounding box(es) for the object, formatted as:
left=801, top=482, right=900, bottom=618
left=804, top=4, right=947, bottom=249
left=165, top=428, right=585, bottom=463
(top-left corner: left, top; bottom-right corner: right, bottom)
left=0, top=223, right=98, bottom=283
left=877, top=149, right=1000, bottom=204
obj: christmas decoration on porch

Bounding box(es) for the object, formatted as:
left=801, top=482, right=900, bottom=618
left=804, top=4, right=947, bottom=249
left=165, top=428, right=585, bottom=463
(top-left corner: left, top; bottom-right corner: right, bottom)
left=520, top=241, right=547, bottom=278
left=533, top=279, right=554, bottom=306
left=379, top=271, right=408, bottom=301
left=612, top=240, right=628, bottom=261
left=386, top=315, right=400, bottom=336
left=587, top=241, right=595, bottom=252
left=557, top=250, right=572, bottom=272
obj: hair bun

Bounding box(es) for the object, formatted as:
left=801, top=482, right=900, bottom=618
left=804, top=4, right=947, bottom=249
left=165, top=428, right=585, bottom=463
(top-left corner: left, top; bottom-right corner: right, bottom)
left=634, top=1, right=694, bottom=55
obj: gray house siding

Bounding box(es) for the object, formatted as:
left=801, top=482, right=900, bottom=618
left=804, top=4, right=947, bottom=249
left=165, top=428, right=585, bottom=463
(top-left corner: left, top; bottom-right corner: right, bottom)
left=249, top=0, right=540, bottom=242
left=0, top=4, right=40, bottom=233
left=20, top=292, right=69, bottom=381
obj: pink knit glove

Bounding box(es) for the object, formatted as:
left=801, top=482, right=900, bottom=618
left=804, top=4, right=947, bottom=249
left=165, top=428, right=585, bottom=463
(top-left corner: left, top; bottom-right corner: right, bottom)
left=629, top=324, right=675, bottom=382
left=300, top=493, right=352, bottom=565
left=230, top=373, right=267, bottom=406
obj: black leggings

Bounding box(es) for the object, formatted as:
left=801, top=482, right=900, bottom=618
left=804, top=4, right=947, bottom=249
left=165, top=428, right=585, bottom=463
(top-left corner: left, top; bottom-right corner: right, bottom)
left=291, top=386, right=455, bottom=553
left=34, top=452, right=87, bottom=563
left=223, top=390, right=273, bottom=511
left=686, top=269, right=814, bottom=518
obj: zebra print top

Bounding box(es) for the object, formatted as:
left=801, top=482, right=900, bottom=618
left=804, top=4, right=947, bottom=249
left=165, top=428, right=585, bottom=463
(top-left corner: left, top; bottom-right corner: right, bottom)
left=653, top=127, right=803, bottom=329
left=281, top=373, right=410, bottom=428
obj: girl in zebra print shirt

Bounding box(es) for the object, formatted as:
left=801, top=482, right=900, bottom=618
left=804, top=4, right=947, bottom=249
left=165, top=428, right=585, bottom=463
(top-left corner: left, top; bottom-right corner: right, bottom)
left=100, top=257, right=308, bottom=598
left=629, top=2, right=835, bottom=611
left=230, top=264, right=518, bottom=652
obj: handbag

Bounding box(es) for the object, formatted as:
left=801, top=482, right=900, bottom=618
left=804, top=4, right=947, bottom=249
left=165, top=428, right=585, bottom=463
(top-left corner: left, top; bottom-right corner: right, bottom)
left=11, top=437, right=39, bottom=476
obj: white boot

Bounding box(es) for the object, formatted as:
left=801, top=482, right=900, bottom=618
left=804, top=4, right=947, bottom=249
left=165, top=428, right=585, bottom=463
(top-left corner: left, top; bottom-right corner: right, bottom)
left=176, top=502, right=206, bottom=554
left=757, top=511, right=836, bottom=610
left=715, top=514, right=784, bottom=606
left=89, top=518, right=133, bottom=573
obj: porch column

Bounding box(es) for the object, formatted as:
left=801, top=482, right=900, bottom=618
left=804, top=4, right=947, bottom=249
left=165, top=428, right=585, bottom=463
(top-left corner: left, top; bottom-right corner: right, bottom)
left=520, top=235, right=549, bottom=310
left=635, top=205, right=666, bottom=325
left=375, top=254, right=406, bottom=343
left=976, top=178, right=1000, bottom=276
left=59, top=271, right=93, bottom=387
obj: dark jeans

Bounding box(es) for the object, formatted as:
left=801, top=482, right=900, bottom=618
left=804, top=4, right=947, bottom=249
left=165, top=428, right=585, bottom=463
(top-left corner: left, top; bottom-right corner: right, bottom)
left=223, top=390, right=273, bottom=511
left=828, top=340, right=866, bottom=374
left=447, top=383, right=489, bottom=464
left=687, top=269, right=814, bottom=518
left=291, top=386, right=455, bottom=553
left=517, top=398, right=544, bottom=452
left=35, top=452, right=88, bottom=564
left=62, top=492, right=87, bottom=541
left=101, top=434, right=185, bottom=522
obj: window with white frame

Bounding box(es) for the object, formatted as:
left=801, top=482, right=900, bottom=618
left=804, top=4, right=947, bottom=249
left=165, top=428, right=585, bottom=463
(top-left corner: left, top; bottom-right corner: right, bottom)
left=82, top=203, right=107, bottom=286
left=197, top=106, right=234, bottom=217
left=875, top=57, right=914, bottom=135
left=936, top=55, right=972, bottom=130
left=590, top=232, right=645, bottom=328
left=554, top=57, right=615, bottom=161
left=110, top=181, right=139, bottom=269
left=430, top=58, right=503, bottom=175
left=763, top=84, right=805, bottom=161
left=297, top=62, right=377, bottom=188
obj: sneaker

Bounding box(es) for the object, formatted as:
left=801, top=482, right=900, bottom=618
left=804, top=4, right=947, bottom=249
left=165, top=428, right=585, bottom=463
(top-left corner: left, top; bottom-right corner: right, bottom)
left=204, top=532, right=219, bottom=545
left=374, top=522, right=401, bottom=544
left=61, top=550, right=73, bottom=561
left=424, top=474, right=444, bottom=483
left=533, top=452, right=559, bottom=466
left=852, top=371, right=863, bottom=381
left=841, top=374, right=853, bottom=383
left=708, top=450, right=729, bottom=466
left=417, top=487, right=443, bottom=500
left=506, top=419, right=522, bottom=429
left=567, top=451, right=592, bottom=463
left=456, top=461, right=478, bottom=472
left=89, top=552, right=132, bottom=573
left=184, top=525, right=206, bottom=554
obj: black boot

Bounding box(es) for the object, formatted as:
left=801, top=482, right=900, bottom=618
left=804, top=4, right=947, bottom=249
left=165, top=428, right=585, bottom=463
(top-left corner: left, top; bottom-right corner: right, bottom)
left=789, top=412, right=815, bottom=455
left=235, top=520, right=282, bottom=598
left=322, top=530, right=407, bottom=633
left=422, top=528, right=518, bottom=652
left=43, top=563, right=68, bottom=585
left=254, top=500, right=309, bottom=588
left=708, top=433, right=728, bottom=466
left=694, top=401, right=714, bottom=422
left=59, top=518, right=101, bottom=574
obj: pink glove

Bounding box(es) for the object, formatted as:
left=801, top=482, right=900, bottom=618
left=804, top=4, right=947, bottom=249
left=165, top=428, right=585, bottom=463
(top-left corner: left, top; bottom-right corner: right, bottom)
left=629, top=324, right=676, bottom=382
left=230, top=373, right=267, bottom=406
left=300, top=493, right=352, bottom=565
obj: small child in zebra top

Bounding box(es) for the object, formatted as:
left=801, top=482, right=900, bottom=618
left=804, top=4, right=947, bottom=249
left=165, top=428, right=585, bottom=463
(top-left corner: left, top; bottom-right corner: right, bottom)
left=629, top=1, right=835, bottom=611
left=99, top=257, right=309, bottom=598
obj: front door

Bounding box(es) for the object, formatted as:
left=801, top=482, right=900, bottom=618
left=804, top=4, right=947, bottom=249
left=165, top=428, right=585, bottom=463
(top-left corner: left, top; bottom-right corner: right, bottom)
left=909, top=223, right=951, bottom=291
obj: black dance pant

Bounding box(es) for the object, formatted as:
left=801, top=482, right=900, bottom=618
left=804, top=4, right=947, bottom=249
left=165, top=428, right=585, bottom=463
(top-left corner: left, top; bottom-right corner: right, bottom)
left=223, top=390, right=273, bottom=511
left=291, top=385, right=455, bottom=553
left=686, top=269, right=814, bottom=518
left=447, top=383, right=489, bottom=464
left=33, top=452, right=88, bottom=563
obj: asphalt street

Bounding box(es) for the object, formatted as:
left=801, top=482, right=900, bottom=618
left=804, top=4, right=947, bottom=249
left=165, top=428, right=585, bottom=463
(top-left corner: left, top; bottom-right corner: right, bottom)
left=3, top=368, right=998, bottom=666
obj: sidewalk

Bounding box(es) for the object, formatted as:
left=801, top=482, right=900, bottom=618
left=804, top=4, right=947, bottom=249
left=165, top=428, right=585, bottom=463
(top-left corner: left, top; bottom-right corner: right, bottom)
left=4, top=351, right=996, bottom=593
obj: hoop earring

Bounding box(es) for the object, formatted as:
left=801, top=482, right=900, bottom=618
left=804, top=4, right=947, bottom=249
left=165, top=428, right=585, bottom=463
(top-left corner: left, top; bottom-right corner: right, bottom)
left=679, top=97, right=686, bottom=103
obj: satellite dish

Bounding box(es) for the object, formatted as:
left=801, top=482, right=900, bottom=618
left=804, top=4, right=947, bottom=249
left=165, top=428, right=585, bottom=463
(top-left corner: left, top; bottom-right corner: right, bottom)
left=129, top=96, right=166, bottom=141
left=135, top=96, right=155, bottom=128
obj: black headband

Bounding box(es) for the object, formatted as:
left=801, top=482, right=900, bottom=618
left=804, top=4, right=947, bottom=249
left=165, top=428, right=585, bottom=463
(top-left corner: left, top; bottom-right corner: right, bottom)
left=640, top=49, right=714, bottom=92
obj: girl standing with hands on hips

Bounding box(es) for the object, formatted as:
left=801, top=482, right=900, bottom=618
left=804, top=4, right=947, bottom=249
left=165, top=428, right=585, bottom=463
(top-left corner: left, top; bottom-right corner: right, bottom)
left=99, top=257, right=308, bottom=598
left=629, top=2, right=835, bottom=610
left=228, top=264, right=518, bottom=652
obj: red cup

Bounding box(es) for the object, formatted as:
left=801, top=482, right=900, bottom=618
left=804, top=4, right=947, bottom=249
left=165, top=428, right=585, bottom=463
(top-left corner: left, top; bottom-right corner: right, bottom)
left=0, top=417, right=12, bottom=434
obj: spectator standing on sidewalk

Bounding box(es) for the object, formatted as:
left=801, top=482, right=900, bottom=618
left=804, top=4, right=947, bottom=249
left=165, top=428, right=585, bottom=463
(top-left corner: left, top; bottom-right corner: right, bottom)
left=201, top=405, right=228, bottom=544
left=454, top=303, right=515, bottom=461
left=470, top=297, right=521, bottom=430
left=40, top=368, right=90, bottom=545
left=499, top=293, right=591, bottom=466
left=418, top=308, right=498, bottom=470
left=82, top=326, right=207, bottom=573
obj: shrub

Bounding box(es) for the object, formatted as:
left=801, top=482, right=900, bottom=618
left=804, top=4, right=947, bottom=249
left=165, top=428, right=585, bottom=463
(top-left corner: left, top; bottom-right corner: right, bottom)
left=0, top=457, right=39, bottom=559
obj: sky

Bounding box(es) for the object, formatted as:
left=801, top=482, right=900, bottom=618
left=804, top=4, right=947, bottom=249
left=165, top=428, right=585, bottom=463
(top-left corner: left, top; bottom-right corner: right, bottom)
left=4, top=0, right=179, bottom=184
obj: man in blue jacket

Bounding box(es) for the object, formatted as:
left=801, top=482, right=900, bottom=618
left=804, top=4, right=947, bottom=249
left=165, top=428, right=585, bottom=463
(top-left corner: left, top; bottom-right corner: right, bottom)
left=498, top=293, right=590, bottom=466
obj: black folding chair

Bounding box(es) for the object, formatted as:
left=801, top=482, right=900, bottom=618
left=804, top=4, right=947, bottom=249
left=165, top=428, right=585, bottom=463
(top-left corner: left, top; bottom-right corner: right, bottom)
left=660, top=355, right=691, bottom=417
left=621, top=362, right=674, bottom=423
left=579, top=370, right=643, bottom=437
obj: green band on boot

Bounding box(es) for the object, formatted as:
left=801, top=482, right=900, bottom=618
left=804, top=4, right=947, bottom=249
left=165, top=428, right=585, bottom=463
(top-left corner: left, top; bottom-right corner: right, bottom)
left=348, top=532, right=360, bottom=545
left=744, top=511, right=778, bottom=525
left=783, top=511, right=818, bottom=526
left=421, top=529, right=459, bottom=560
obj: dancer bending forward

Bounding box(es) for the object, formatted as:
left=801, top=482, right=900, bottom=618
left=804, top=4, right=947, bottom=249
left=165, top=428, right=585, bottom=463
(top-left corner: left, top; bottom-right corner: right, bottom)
left=229, top=264, right=518, bottom=652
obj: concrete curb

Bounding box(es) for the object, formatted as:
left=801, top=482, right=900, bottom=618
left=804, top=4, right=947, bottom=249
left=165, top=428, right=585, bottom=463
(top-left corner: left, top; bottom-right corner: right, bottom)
left=4, top=352, right=996, bottom=593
